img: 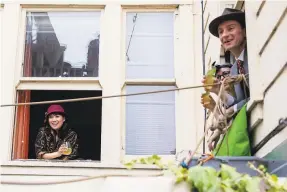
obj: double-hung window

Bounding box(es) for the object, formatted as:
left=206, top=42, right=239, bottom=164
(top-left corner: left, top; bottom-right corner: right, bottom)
left=121, top=6, right=198, bottom=161
left=13, top=8, right=104, bottom=160
left=122, top=10, right=177, bottom=160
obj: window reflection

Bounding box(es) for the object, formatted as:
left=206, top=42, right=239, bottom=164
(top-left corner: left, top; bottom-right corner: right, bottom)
left=126, top=12, right=174, bottom=79
left=23, top=12, right=101, bottom=77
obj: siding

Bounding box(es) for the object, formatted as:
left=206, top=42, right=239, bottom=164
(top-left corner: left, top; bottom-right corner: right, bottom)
left=245, top=0, right=287, bottom=157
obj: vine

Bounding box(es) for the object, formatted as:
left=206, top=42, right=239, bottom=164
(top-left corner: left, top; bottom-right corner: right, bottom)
left=124, top=155, right=287, bottom=192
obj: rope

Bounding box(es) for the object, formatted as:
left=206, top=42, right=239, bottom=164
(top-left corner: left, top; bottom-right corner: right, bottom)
left=183, top=77, right=227, bottom=165
left=208, top=74, right=249, bottom=156
left=183, top=74, right=249, bottom=166
left=0, top=83, right=220, bottom=107
left=1, top=172, right=164, bottom=185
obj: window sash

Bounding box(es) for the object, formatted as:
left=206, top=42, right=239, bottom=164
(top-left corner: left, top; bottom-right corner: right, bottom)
left=124, top=11, right=175, bottom=79
left=125, top=85, right=176, bottom=156
left=121, top=6, right=199, bottom=161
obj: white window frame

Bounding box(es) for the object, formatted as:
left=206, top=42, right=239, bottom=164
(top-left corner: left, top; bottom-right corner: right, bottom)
left=120, top=6, right=197, bottom=163
left=0, top=5, right=2, bottom=109
left=2, top=3, right=199, bottom=168
left=15, top=7, right=104, bottom=90
left=9, top=6, right=109, bottom=163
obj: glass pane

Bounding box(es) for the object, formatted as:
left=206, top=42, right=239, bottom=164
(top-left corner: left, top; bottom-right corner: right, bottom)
left=23, top=12, right=101, bottom=77
left=126, top=13, right=174, bottom=79
left=125, top=86, right=176, bottom=155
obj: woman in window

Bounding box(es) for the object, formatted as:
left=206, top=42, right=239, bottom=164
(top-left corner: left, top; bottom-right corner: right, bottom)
left=35, top=104, right=79, bottom=160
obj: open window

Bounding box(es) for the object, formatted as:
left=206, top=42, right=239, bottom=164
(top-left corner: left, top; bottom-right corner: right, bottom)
left=13, top=90, right=102, bottom=160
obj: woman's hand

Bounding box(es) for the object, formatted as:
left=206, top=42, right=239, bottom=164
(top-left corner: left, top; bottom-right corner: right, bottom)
left=201, top=95, right=216, bottom=111
left=41, top=146, right=66, bottom=159
left=58, top=144, right=67, bottom=155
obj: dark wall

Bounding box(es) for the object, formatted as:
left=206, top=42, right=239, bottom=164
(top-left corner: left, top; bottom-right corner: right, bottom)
left=28, top=90, right=102, bottom=160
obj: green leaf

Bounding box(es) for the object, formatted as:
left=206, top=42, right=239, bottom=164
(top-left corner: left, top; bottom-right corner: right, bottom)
left=245, top=177, right=261, bottom=192
left=206, top=67, right=216, bottom=76
left=124, top=162, right=135, bottom=170
left=154, top=160, right=164, bottom=169
left=283, top=179, right=287, bottom=189
left=270, top=174, right=278, bottom=182
left=139, top=158, right=147, bottom=164
left=151, top=154, right=161, bottom=161
left=187, top=166, right=220, bottom=192
left=132, top=159, right=137, bottom=163
left=175, top=176, right=184, bottom=184
left=147, top=156, right=155, bottom=164
left=258, top=164, right=267, bottom=173
left=221, top=180, right=234, bottom=192
left=220, top=164, right=241, bottom=180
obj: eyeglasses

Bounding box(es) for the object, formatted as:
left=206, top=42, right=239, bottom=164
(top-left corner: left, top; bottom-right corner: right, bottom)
left=216, top=71, right=230, bottom=80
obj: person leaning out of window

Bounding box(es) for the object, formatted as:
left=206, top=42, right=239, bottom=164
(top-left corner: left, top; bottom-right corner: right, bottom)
left=201, top=63, right=233, bottom=113
left=35, top=104, right=79, bottom=160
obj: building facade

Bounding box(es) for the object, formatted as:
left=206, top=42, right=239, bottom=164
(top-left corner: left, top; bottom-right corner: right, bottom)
left=1, top=0, right=286, bottom=191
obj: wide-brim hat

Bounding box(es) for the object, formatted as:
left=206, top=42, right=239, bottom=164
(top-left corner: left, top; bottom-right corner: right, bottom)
left=209, top=8, right=245, bottom=38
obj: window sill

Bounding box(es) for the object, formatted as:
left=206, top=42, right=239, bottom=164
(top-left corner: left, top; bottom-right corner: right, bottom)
left=1, top=159, right=161, bottom=170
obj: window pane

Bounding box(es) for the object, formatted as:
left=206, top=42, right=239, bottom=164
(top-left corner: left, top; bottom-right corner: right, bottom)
left=23, top=12, right=101, bottom=77
left=126, top=13, right=174, bottom=79
left=125, top=86, right=176, bottom=155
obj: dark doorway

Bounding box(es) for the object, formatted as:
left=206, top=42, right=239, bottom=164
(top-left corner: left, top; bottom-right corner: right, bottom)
left=28, top=90, right=102, bottom=161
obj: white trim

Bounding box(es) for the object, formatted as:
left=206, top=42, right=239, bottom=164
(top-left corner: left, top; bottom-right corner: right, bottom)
left=255, top=125, right=287, bottom=158
left=18, top=77, right=100, bottom=81
left=21, top=7, right=104, bottom=12
left=123, top=155, right=175, bottom=163
left=0, top=8, right=2, bottom=105
left=1, top=160, right=161, bottom=169
left=99, top=4, right=123, bottom=164
left=124, top=79, right=176, bottom=86
left=122, top=8, right=177, bottom=12
left=120, top=10, right=179, bottom=160
left=16, top=79, right=102, bottom=90
left=174, top=5, right=198, bottom=153
left=1, top=3, right=23, bottom=162
left=1, top=162, right=162, bottom=177
left=9, top=1, right=191, bottom=5
left=246, top=98, right=264, bottom=112
left=14, top=9, right=27, bottom=83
